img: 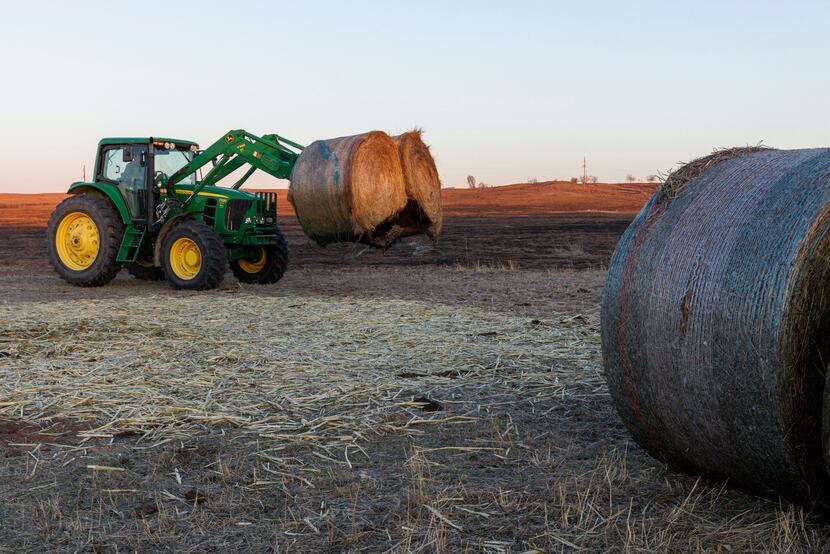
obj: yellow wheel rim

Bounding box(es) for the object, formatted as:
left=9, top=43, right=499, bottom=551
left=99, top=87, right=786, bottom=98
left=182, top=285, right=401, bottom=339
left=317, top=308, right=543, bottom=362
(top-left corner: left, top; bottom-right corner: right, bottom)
left=55, top=212, right=100, bottom=270
left=169, top=238, right=202, bottom=280
left=238, top=247, right=267, bottom=274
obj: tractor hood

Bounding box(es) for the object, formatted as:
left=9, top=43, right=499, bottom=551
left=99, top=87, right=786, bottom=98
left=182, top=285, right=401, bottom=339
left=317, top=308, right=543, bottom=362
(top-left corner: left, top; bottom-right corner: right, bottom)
left=171, top=184, right=256, bottom=202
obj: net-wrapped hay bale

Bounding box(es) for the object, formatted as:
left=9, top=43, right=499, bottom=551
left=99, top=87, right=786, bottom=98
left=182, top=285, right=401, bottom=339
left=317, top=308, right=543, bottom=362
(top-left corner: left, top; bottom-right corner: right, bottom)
left=601, top=147, right=830, bottom=500
left=288, top=131, right=408, bottom=247
left=392, top=130, right=443, bottom=240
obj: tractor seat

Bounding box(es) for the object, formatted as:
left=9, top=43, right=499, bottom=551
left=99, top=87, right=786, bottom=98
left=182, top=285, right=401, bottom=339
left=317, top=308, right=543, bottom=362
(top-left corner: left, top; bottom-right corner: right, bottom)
left=120, top=161, right=145, bottom=189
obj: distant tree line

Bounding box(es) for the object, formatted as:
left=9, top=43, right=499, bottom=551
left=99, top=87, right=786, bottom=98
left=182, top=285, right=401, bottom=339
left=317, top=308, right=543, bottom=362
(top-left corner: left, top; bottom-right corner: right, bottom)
left=628, top=174, right=662, bottom=183
left=465, top=173, right=663, bottom=188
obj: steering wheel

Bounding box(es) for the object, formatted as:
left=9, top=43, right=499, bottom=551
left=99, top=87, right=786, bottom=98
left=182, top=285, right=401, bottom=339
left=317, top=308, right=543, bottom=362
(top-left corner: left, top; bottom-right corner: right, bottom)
left=154, top=171, right=170, bottom=195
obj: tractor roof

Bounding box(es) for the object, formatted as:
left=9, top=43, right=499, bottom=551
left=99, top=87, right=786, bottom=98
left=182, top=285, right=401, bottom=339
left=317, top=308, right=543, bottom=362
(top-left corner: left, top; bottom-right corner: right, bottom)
left=98, top=137, right=198, bottom=147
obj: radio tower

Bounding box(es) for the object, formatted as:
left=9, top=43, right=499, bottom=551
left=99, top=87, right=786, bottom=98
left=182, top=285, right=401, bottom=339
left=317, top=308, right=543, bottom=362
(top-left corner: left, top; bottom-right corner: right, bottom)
left=582, top=156, right=588, bottom=185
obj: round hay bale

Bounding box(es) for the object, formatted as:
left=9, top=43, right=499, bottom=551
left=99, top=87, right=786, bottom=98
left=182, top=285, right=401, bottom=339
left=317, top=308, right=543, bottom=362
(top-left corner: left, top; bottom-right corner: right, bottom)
left=601, top=147, right=830, bottom=500
left=392, top=130, right=443, bottom=239
left=288, top=131, right=408, bottom=246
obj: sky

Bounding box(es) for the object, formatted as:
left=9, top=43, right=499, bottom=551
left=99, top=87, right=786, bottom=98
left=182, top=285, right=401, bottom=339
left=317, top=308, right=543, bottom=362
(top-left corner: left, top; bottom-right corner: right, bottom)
left=0, top=0, right=828, bottom=192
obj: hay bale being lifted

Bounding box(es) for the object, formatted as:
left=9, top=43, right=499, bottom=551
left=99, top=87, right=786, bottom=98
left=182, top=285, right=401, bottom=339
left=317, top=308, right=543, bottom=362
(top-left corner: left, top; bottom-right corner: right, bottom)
left=289, top=131, right=438, bottom=247
left=392, top=130, right=443, bottom=239
left=601, top=147, right=830, bottom=500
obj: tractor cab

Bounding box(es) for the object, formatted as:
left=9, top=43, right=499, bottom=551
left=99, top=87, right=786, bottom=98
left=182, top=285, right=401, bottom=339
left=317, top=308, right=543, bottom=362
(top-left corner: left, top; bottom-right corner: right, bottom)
left=94, top=137, right=199, bottom=228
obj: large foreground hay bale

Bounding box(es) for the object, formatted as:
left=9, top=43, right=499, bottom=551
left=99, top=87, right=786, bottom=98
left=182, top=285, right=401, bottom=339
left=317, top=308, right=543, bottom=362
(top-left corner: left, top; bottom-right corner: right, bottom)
left=289, top=131, right=438, bottom=247
left=392, top=130, right=443, bottom=239
left=601, top=147, right=830, bottom=500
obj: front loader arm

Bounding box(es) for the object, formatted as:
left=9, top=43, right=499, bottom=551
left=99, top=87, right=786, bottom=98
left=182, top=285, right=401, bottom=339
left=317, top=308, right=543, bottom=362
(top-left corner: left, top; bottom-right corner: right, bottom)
left=165, top=130, right=303, bottom=208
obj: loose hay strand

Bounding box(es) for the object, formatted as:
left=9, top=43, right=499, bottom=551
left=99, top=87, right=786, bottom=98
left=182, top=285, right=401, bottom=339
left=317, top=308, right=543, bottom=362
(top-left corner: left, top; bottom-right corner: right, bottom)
left=661, top=145, right=771, bottom=199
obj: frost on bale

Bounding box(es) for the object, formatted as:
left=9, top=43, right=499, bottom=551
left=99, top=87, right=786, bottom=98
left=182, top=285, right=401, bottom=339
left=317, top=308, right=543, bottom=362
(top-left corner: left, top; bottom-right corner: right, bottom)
left=601, top=147, right=830, bottom=500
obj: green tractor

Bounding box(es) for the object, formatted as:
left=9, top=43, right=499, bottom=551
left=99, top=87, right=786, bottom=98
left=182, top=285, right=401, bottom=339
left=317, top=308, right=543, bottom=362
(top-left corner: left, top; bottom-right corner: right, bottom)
left=47, top=130, right=303, bottom=290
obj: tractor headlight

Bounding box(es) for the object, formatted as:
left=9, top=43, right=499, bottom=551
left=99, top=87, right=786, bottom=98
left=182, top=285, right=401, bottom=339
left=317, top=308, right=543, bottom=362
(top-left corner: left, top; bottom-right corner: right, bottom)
left=245, top=217, right=252, bottom=224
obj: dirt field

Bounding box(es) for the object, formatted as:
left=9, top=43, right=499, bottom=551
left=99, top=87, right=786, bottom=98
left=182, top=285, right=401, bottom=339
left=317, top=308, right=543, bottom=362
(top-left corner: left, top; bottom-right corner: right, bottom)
left=1, top=184, right=830, bottom=552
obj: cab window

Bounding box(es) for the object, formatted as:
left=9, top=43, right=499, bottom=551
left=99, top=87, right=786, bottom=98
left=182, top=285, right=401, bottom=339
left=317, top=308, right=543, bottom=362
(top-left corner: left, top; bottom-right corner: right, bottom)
left=102, top=148, right=129, bottom=182
left=100, top=145, right=149, bottom=219
left=155, top=149, right=195, bottom=185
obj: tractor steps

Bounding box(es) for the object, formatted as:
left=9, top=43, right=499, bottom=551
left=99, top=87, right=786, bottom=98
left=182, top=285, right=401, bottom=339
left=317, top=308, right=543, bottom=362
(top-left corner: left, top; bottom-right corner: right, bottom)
left=116, top=227, right=146, bottom=263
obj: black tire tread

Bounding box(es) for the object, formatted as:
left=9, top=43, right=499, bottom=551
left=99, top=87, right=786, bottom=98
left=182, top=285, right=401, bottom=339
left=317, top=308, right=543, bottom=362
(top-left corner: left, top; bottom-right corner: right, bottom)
left=46, top=194, right=124, bottom=287
left=231, top=228, right=289, bottom=284
left=161, top=220, right=227, bottom=290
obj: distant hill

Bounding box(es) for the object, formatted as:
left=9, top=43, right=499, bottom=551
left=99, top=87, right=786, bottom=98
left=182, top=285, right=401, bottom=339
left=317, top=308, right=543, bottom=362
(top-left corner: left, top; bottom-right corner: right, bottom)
left=0, top=193, right=68, bottom=227
left=0, top=181, right=658, bottom=227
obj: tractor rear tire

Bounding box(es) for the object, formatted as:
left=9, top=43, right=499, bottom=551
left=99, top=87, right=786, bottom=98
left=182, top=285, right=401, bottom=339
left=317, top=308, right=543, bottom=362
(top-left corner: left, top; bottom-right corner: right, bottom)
left=161, top=220, right=227, bottom=290
left=231, top=230, right=289, bottom=284
left=47, top=194, right=124, bottom=287
left=126, top=259, right=165, bottom=281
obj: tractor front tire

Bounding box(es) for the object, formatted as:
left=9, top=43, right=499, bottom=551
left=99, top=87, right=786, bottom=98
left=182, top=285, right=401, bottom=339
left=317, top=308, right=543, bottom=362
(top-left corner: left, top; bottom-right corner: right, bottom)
left=231, top=230, right=289, bottom=284
left=47, top=194, right=124, bottom=287
left=161, top=220, right=227, bottom=290
left=126, top=259, right=165, bottom=281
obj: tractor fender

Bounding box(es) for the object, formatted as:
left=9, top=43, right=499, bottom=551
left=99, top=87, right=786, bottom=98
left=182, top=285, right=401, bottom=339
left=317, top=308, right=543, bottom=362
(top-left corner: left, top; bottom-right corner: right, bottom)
left=153, top=212, right=197, bottom=266
left=68, top=182, right=131, bottom=224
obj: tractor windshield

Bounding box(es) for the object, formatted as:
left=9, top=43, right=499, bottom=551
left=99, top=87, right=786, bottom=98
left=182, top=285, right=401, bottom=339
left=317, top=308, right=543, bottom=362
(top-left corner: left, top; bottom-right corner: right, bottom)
left=155, top=149, right=195, bottom=184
